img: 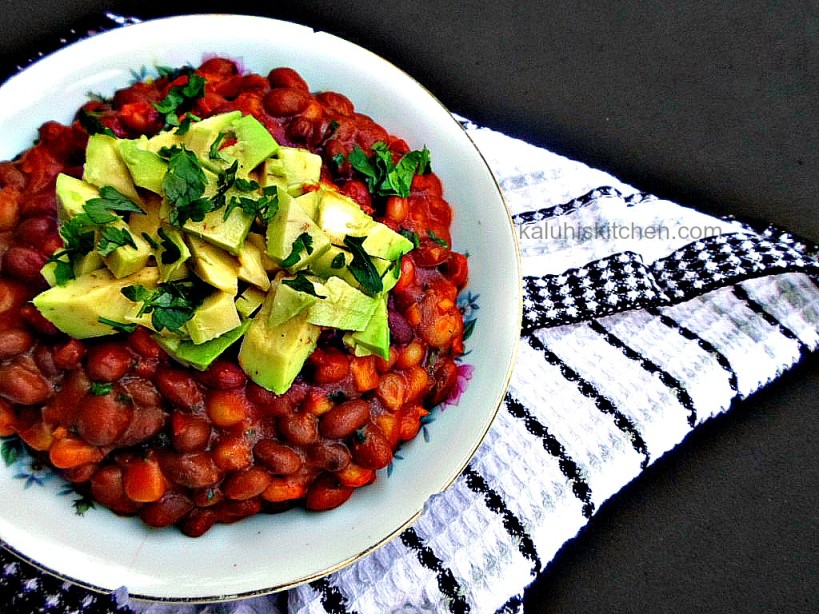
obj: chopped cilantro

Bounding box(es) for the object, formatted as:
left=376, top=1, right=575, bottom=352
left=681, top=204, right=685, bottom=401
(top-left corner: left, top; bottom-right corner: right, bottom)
left=84, top=186, right=145, bottom=224
left=90, top=382, right=113, bottom=396
left=98, top=317, right=137, bottom=334
left=330, top=252, right=346, bottom=269
left=209, top=131, right=226, bottom=160
left=349, top=141, right=431, bottom=198
left=121, top=281, right=205, bottom=333
left=161, top=146, right=210, bottom=226
left=157, top=228, right=182, bottom=265
left=399, top=229, right=420, bottom=249
left=282, top=271, right=326, bottom=298
left=174, top=113, right=201, bottom=135
left=332, top=152, right=345, bottom=170
left=280, top=232, right=314, bottom=268
left=141, top=232, right=159, bottom=249
left=427, top=230, right=449, bottom=249
left=223, top=186, right=279, bottom=223
left=343, top=235, right=383, bottom=294
left=77, top=109, right=115, bottom=137
left=97, top=226, right=137, bottom=257
left=153, top=74, right=207, bottom=129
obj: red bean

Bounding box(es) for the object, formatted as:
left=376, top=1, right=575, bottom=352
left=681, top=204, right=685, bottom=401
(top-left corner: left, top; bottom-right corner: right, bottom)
left=75, top=392, right=134, bottom=446
left=16, top=215, right=57, bottom=252
left=155, top=368, right=204, bottom=411
left=3, top=246, right=48, bottom=283
left=171, top=411, right=211, bottom=453
left=319, top=399, right=370, bottom=440
left=0, top=361, right=52, bottom=405
left=128, top=327, right=163, bottom=359
left=85, top=343, right=133, bottom=382
left=351, top=423, right=393, bottom=470
left=115, top=405, right=165, bottom=447
left=199, top=57, right=240, bottom=80
left=340, top=179, right=373, bottom=213
left=247, top=383, right=291, bottom=416
left=223, top=466, right=273, bottom=500
left=218, top=498, right=263, bottom=524
left=305, top=473, right=354, bottom=511
left=32, top=345, right=60, bottom=377
left=159, top=452, right=221, bottom=489
left=277, top=411, right=319, bottom=446
left=316, top=91, right=355, bottom=116
left=0, top=186, right=22, bottom=231
left=263, top=88, right=310, bottom=116
left=0, top=328, right=33, bottom=360
left=196, top=360, right=246, bottom=389
left=267, top=67, right=309, bottom=91
left=285, top=117, right=315, bottom=144
left=20, top=304, right=60, bottom=335
left=306, top=441, right=352, bottom=472
left=310, top=349, right=350, bottom=384
left=180, top=507, right=218, bottom=537
left=192, top=486, right=223, bottom=508
left=90, top=465, right=142, bottom=515
left=0, top=280, right=28, bottom=316
left=52, top=338, right=86, bottom=370
left=140, top=492, right=194, bottom=528
left=253, top=440, right=303, bottom=475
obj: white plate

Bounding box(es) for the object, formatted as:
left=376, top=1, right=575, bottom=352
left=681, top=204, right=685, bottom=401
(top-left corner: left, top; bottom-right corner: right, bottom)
left=0, top=14, right=520, bottom=602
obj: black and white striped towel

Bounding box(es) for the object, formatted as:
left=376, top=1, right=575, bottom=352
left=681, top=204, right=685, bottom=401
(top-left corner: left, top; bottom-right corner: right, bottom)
left=2, top=14, right=819, bottom=614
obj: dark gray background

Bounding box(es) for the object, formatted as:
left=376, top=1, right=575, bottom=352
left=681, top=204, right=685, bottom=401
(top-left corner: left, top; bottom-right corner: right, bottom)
left=1, top=2, right=817, bottom=612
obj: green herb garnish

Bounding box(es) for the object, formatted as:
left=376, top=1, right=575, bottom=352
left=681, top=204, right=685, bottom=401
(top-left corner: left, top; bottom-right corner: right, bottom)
left=90, top=382, right=114, bottom=396
left=153, top=74, right=206, bottom=129
left=160, top=146, right=210, bottom=226
left=428, top=230, right=449, bottom=249
left=349, top=141, right=431, bottom=198
left=157, top=228, right=182, bottom=264
left=343, top=235, right=383, bottom=294
left=280, top=232, right=314, bottom=268
left=282, top=271, right=326, bottom=298
left=399, top=229, right=420, bottom=249
left=96, top=226, right=137, bottom=257
left=77, top=109, right=115, bottom=137
left=84, top=186, right=145, bottom=224
left=121, top=281, right=205, bottom=333
left=97, top=317, right=137, bottom=334
left=330, top=252, right=346, bottom=269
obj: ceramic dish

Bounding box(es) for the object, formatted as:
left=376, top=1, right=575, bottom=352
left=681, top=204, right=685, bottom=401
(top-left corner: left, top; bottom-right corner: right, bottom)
left=0, top=14, right=520, bottom=602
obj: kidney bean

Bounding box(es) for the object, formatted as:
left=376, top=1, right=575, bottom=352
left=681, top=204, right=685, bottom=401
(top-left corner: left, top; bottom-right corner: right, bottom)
left=388, top=309, right=415, bottom=345
left=305, top=473, right=354, bottom=511
left=340, top=179, right=373, bottom=213
left=159, top=452, right=221, bottom=489
left=319, top=399, right=370, bottom=440
left=16, top=215, right=57, bottom=251
left=42, top=369, right=88, bottom=425
left=119, top=378, right=161, bottom=408
left=3, top=246, right=48, bottom=283
left=310, top=349, right=350, bottom=384
left=306, top=441, right=351, bottom=473
left=428, top=357, right=459, bottom=405
left=223, top=466, right=273, bottom=501
left=0, top=186, right=21, bottom=231
left=75, top=392, right=134, bottom=447
left=252, top=440, right=302, bottom=476
left=440, top=252, right=469, bottom=288
left=0, top=398, right=15, bottom=436
left=85, top=343, right=134, bottom=382
left=267, top=67, right=309, bottom=91
left=316, top=91, right=355, bottom=117
left=128, top=327, right=163, bottom=359
left=206, top=389, right=250, bottom=427
left=32, top=344, right=60, bottom=377
left=140, top=492, right=194, bottom=528
left=351, top=423, right=393, bottom=470
left=198, top=57, right=239, bottom=80
left=192, top=486, right=223, bottom=508
left=278, top=411, right=319, bottom=446
left=263, top=88, right=310, bottom=116
left=196, top=360, right=246, bottom=389
left=21, top=191, right=59, bottom=218
left=0, top=328, right=33, bottom=360
left=285, top=117, right=315, bottom=144
left=171, top=411, right=211, bottom=453
left=52, top=338, right=86, bottom=370
left=0, top=280, right=27, bottom=317
left=0, top=361, right=52, bottom=405
left=180, top=507, right=218, bottom=538
left=218, top=498, right=263, bottom=524
left=90, top=465, right=142, bottom=515
left=155, top=368, right=204, bottom=411
left=20, top=304, right=60, bottom=335
left=62, top=462, right=97, bottom=483
left=115, top=405, right=165, bottom=447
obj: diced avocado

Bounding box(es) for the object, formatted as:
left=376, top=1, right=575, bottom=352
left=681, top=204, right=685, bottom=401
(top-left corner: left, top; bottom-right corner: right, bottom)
left=235, top=286, right=266, bottom=318
left=40, top=260, right=60, bottom=287
left=182, top=111, right=242, bottom=165
left=187, top=291, right=242, bottom=345
left=118, top=138, right=167, bottom=194
left=237, top=236, right=271, bottom=291
left=311, top=245, right=400, bottom=293
left=55, top=174, right=99, bottom=222
left=103, top=219, right=152, bottom=278
left=143, top=129, right=183, bottom=154
left=317, top=190, right=413, bottom=261
left=156, top=319, right=250, bottom=371
left=128, top=194, right=162, bottom=239
left=266, top=192, right=331, bottom=270
left=74, top=251, right=104, bottom=277
left=246, top=232, right=276, bottom=273
left=219, top=114, right=278, bottom=176
left=33, top=267, right=159, bottom=338
left=259, top=167, right=287, bottom=194
left=183, top=207, right=254, bottom=256
left=268, top=276, right=320, bottom=327
left=346, top=294, right=390, bottom=359
left=155, top=226, right=191, bottom=282
left=83, top=134, right=142, bottom=206
left=186, top=235, right=239, bottom=294
left=306, top=276, right=378, bottom=331
left=293, top=190, right=319, bottom=220
left=238, top=282, right=321, bottom=394
left=263, top=147, right=322, bottom=194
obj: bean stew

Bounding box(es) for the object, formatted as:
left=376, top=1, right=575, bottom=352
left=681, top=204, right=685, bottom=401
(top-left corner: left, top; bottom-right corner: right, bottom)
left=0, top=58, right=468, bottom=536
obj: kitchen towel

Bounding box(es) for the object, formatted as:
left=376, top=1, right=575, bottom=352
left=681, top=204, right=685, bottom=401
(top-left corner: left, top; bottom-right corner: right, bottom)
left=1, top=13, right=817, bottom=614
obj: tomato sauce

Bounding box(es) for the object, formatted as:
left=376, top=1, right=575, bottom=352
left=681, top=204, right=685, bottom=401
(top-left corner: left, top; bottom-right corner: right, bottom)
left=0, top=58, right=467, bottom=536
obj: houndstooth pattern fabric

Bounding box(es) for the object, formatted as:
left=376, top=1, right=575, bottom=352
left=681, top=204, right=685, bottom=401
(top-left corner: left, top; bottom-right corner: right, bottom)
left=2, top=16, right=819, bottom=614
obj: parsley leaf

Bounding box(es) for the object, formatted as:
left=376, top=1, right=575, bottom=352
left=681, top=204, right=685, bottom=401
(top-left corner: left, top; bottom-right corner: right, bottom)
left=331, top=252, right=346, bottom=269
left=427, top=230, right=449, bottom=249
left=161, top=146, right=210, bottom=226
left=280, top=232, right=314, bottom=268
left=343, top=235, right=383, bottom=294
left=399, top=229, right=420, bottom=249
left=98, top=316, right=137, bottom=334
left=209, top=131, right=226, bottom=160
left=174, top=113, right=201, bottom=135
left=349, top=141, right=431, bottom=198
left=84, top=186, right=145, bottom=224
left=157, top=228, right=182, bottom=265
left=97, top=226, right=137, bottom=257
left=50, top=258, right=75, bottom=286
left=90, top=382, right=113, bottom=396
left=223, top=186, right=279, bottom=223
left=153, top=74, right=206, bottom=128
left=121, top=281, right=205, bottom=333
left=282, top=271, right=326, bottom=298
left=77, top=109, right=115, bottom=137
